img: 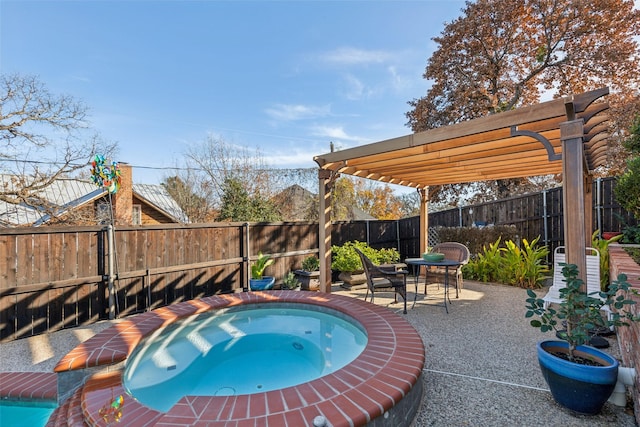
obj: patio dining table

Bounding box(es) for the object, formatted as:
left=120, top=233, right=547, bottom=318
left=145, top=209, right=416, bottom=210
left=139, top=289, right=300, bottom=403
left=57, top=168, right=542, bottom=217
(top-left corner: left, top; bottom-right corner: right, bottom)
left=404, top=258, right=463, bottom=313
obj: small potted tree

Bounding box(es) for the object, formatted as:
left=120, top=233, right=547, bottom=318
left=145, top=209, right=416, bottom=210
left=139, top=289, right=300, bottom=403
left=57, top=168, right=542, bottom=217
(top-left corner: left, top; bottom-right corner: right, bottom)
left=294, top=255, right=320, bottom=291
left=525, top=263, right=640, bottom=414
left=249, top=252, right=275, bottom=290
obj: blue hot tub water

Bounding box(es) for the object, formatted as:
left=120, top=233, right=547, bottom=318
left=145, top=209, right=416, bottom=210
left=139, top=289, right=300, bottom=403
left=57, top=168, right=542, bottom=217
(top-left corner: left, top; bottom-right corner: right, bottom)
left=0, top=400, right=57, bottom=427
left=123, top=305, right=367, bottom=412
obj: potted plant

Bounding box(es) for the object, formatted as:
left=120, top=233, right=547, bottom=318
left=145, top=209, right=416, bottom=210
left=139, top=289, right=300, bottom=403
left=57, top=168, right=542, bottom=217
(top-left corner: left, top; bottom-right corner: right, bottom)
left=331, top=241, right=401, bottom=287
left=249, top=252, right=275, bottom=290
left=294, top=255, right=321, bottom=291
left=525, top=263, right=640, bottom=414
left=281, top=271, right=301, bottom=291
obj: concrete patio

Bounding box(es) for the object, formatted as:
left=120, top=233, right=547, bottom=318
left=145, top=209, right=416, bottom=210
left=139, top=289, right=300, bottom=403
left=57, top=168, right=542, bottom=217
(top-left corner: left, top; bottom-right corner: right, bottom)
left=1, top=279, right=637, bottom=426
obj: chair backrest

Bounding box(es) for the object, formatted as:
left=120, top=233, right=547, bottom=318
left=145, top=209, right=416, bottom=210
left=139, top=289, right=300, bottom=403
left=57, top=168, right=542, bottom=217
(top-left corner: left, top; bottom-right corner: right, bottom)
left=432, top=242, right=471, bottom=264
left=553, top=246, right=601, bottom=294
left=355, top=248, right=374, bottom=276
left=355, top=248, right=377, bottom=288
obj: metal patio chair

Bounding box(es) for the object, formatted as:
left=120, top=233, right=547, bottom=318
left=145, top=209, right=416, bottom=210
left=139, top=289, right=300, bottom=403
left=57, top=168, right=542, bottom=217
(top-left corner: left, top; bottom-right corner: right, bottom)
left=356, top=248, right=409, bottom=314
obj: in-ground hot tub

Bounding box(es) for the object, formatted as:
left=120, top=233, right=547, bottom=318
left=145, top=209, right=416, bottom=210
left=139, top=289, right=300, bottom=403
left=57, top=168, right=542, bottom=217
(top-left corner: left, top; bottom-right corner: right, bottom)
left=123, top=305, right=368, bottom=412
left=54, top=291, right=426, bottom=426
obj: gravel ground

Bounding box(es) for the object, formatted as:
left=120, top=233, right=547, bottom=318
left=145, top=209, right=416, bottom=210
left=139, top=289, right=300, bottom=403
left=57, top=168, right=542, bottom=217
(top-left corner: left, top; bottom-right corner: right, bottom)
left=1, top=280, right=637, bottom=427
left=335, top=279, right=637, bottom=427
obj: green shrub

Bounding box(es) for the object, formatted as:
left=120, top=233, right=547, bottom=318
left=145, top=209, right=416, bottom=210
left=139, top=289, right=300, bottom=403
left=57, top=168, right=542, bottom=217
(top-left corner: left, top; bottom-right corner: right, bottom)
left=614, top=156, right=640, bottom=221
left=591, top=229, right=624, bottom=291
left=463, top=236, right=549, bottom=288
left=502, top=237, right=549, bottom=288
left=331, top=241, right=400, bottom=272
left=301, top=255, right=320, bottom=272
left=462, top=237, right=504, bottom=283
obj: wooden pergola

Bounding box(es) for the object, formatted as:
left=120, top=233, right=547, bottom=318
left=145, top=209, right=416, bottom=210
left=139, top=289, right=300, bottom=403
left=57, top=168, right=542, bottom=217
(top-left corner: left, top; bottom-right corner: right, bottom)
left=313, top=87, right=611, bottom=292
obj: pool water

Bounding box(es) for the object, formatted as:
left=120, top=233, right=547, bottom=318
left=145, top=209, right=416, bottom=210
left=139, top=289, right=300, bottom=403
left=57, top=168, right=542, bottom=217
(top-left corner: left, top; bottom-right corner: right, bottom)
left=0, top=400, right=56, bottom=427
left=124, top=306, right=367, bottom=412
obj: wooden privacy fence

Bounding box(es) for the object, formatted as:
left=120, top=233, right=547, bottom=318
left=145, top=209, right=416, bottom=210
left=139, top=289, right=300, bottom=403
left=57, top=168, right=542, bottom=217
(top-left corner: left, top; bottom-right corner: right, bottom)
left=427, top=177, right=637, bottom=256
left=1, top=177, right=636, bottom=341
left=0, top=222, right=319, bottom=341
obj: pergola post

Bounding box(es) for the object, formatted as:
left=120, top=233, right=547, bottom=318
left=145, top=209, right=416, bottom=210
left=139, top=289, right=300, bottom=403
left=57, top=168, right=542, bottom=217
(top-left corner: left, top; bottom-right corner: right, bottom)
left=318, top=169, right=333, bottom=293
left=561, top=118, right=588, bottom=289
left=419, top=188, right=429, bottom=253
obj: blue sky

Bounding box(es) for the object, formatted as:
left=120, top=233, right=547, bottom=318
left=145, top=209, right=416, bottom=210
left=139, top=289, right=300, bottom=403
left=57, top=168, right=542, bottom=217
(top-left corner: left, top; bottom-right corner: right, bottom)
left=1, top=0, right=467, bottom=184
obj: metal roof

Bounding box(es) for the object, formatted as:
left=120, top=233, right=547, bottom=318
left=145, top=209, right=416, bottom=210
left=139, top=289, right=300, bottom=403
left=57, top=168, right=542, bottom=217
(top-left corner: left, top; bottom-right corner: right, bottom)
left=133, top=183, right=190, bottom=223
left=0, top=177, right=189, bottom=227
left=313, top=88, right=610, bottom=188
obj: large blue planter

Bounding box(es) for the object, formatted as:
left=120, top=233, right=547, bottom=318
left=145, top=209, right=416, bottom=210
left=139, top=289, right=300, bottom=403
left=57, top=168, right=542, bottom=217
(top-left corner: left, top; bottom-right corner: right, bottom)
left=537, top=340, right=619, bottom=415
left=249, top=276, right=275, bottom=291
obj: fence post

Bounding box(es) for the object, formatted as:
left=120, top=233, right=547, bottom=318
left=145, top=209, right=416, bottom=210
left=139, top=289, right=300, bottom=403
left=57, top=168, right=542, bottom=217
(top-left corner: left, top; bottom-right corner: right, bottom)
left=366, top=220, right=370, bottom=245
left=107, top=224, right=116, bottom=320
left=542, top=190, right=549, bottom=247
left=596, top=177, right=603, bottom=237
left=244, top=223, right=250, bottom=291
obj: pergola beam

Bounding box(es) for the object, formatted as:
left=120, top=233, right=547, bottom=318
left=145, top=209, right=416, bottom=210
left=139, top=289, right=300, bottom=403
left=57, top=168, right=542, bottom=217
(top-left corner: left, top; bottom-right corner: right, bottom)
left=314, top=88, right=610, bottom=292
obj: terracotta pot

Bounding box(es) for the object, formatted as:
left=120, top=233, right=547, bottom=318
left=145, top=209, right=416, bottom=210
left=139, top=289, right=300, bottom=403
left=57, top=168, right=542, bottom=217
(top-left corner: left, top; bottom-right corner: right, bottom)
left=602, top=231, right=622, bottom=240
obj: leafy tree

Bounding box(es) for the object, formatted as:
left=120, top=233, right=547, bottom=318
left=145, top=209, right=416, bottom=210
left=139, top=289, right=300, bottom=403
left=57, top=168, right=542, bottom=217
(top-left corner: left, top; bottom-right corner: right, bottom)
left=217, top=177, right=280, bottom=222
left=397, top=191, right=420, bottom=218
left=331, top=177, right=357, bottom=221
left=614, top=115, right=640, bottom=220
left=0, top=73, right=116, bottom=210
left=331, top=176, right=407, bottom=220
left=162, top=174, right=214, bottom=223
left=183, top=135, right=305, bottom=222
left=354, top=180, right=404, bottom=220
left=406, top=0, right=640, bottom=203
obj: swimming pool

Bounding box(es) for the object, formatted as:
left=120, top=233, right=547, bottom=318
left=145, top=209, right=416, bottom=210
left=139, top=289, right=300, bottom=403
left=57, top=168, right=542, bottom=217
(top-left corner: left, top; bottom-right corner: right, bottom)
left=0, top=400, right=56, bottom=427
left=123, top=306, right=367, bottom=412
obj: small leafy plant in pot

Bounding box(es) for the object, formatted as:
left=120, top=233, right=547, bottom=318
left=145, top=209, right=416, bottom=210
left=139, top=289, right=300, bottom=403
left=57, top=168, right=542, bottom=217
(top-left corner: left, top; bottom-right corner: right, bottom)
left=250, top=252, right=275, bottom=290
left=281, top=271, right=301, bottom=291
left=525, top=263, right=640, bottom=414
left=294, top=255, right=320, bottom=291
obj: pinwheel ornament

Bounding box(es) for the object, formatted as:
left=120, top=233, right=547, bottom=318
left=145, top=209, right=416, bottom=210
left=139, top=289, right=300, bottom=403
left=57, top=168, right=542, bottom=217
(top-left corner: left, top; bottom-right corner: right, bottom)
left=90, top=154, right=121, bottom=194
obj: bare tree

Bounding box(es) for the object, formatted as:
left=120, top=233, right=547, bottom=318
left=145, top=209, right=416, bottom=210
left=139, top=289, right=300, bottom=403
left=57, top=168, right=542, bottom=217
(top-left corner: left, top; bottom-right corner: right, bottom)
left=162, top=173, right=216, bottom=223
left=184, top=135, right=276, bottom=209
left=0, top=73, right=116, bottom=210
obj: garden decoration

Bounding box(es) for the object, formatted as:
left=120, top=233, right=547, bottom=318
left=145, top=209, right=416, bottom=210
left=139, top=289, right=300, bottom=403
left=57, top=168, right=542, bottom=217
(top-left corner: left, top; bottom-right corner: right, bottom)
left=98, top=394, right=124, bottom=423
left=90, top=154, right=121, bottom=194
left=90, top=154, right=122, bottom=318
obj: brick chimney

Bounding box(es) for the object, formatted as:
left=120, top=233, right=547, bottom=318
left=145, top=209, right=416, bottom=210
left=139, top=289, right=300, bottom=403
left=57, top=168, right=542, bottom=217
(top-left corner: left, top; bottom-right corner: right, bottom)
left=112, top=162, right=132, bottom=225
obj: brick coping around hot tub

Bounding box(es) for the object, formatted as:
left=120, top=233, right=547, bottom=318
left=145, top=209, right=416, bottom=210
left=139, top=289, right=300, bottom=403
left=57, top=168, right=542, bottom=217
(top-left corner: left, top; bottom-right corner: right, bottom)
left=52, top=290, right=426, bottom=426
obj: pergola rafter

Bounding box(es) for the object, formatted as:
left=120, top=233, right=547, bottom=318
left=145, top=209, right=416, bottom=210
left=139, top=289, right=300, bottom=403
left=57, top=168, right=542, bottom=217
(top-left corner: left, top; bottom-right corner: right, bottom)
left=314, top=88, right=612, bottom=293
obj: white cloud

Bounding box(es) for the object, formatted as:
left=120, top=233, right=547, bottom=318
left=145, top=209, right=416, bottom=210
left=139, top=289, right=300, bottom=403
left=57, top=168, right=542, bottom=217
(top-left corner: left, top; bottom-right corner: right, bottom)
left=264, top=104, right=331, bottom=121
left=342, top=74, right=370, bottom=100
left=310, top=125, right=365, bottom=144
left=318, top=47, right=393, bottom=66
